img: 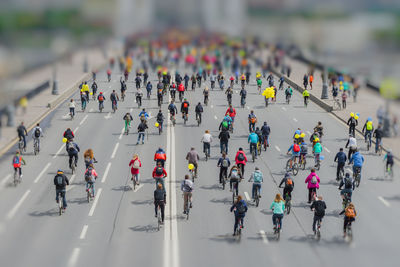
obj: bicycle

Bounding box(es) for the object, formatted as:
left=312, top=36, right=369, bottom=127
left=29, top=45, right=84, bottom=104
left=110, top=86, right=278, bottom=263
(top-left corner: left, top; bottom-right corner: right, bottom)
left=300, top=155, right=307, bottom=170
left=254, top=186, right=260, bottom=207
left=99, top=102, right=104, bottom=113
left=285, top=158, right=299, bottom=176
left=136, top=96, right=142, bottom=108
left=265, top=98, right=269, bottom=107
left=18, top=138, right=24, bottom=154
left=70, top=160, right=76, bottom=174
left=345, top=222, right=353, bottom=242
left=232, top=180, right=239, bottom=204
left=314, top=154, right=321, bottom=171
left=189, top=166, right=196, bottom=182
left=33, top=139, right=40, bottom=155
left=285, top=193, right=291, bottom=214
left=286, top=94, right=291, bottom=104
left=240, top=97, right=246, bottom=108
left=112, top=101, right=117, bottom=113
left=184, top=194, right=191, bottom=220
left=58, top=191, right=64, bottom=216
left=13, top=168, right=22, bottom=186
left=70, top=110, right=74, bottom=120
left=235, top=216, right=243, bottom=237
left=257, top=142, right=262, bottom=157
left=157, top=205, right=162, bottom=231
left=365, top=132, right=372, bottom=151
left=86, top=183, right=94, bottom=203
left=333, top=98, right=341, bottom=110
left=196, top=113, right=201, bottom=127
left=342, top=193, right=351, bottom=211
left=251, top=146, right=256, bottom=163
left=121, top=91, right=125, bottom=102
left=315, top=218, right=322, bottom=241
left=81, top=100, right=87, bottom=112
left=304, top=97, right=309, bottom=107
left=384, top=163, right=394, bottom=179
left=170, top=114, right=176, bottom=127
left=183, top=113, right=188, bottom=125
left=353, top=167, right=361, bottom=187
left=221, top=143, right=228, bottom=155
left=274, top=215, right=281, bottom=241
left=263, top=137, right=268, bottom=151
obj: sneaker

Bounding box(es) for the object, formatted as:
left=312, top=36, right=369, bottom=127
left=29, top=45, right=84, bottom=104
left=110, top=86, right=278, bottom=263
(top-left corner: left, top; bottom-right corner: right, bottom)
left=232, top=233, right=236, bottom=236
left=155, top=214, right=157, bottom=218
left=136, top=142, right=139, bottom=145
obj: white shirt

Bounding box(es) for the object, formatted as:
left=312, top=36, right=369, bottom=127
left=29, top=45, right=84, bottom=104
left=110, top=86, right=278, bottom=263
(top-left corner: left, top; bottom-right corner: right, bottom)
left=181, top=179, right=194, bottom=192
left=348, top=137, right=357, bottom=148
left=201, top=133, right=213, bottom=143
left=32, top=126, right=43, bottom=139
left=69, top=102, right=76, bottom=108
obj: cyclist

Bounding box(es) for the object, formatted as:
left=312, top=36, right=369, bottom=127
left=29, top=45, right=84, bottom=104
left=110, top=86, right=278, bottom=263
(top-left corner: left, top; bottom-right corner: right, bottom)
left=225, top=86, right=233, bottom=104
left=313, top=138, right=322, bottom=167
left=97, top=92, right=105, bottom=111
left=157, top=86, right=163, bottom=107
left=184, top=74, right=190, bottom=90
left=230, top=195, right=248, bottom=236
left=278, top=172, right=294, bottom=202
left=154, top=147, right=167, bottom=167
left=17, top=122, right=28, bottom=151
left=362, top=117, right=374, bottom=148
left=235, top=148, right=247, bottom=176
left=255, top=127, right=263, bottom=148
left=123, top=113, right=133, bottom=134
left=310, top=196, right=327, bottom=234
left=267, top=72, right=274, bottom=87
left=136, top=120, right=148, bottom=145
left=110, top=90, right=119, bottom=111
left=303, top=74, right=308, bottom=89
left=270, top=194, right=285, bottom=231
left=256, top=77, right=262, bottom=91
left=63, top=128, right=74, bottom=141
left=229, top=75, right=235, bottom=87
left=143, top=71, right=148, bottom=85
left=168, top=101, right=178, bottom=120
left=152, top=161, right=167, bottom=190
left=217, top=153, right=231, bottom=184
left=32, top=123, right=43, bottom=152
left=261, top=122, right=271, bottom=147
left=305, top=169, right=320, bottom=203
left=373, top=124, right=384, bottom=153
left=80, top=91, right=88, bottom=111
left=248, top=167, right=263, bottom=200
left=129, top=154, right=142, bottom=185
left=314, top=122, right=324, bottom=140
left=84, top=164, right=98, bottom=197
left=225, top=104, right=237, bottom=124
left=302, top=89, right=310, bottom=107
left=334, top=148, right=347, bottom=181
left=91, top=81, right=98, bottom=97
left=54, top=170, right=69, bottom=211
left=156, top=110, right=164, bottom=132
left=120, top=77, right=127, bottom=99
left=345, top=134, right=357, bottom=162
left=349, top=148, right=364, bottom=181
left=195, top=102, right=203, bottom=124
left=138, top=108, right=149, bottom=122
left=219, top=115, right=232, bottom=132
left=347, top=113, right=358, bottom=137
left=248, top=131, right=259, bottom=159
left=12, top=150, right=26, bottom=178
left=287, top=140, right=301, bottom=169
left=285, top=86, right=293, bottom=103
left=383, top=149, right=394, bottom=174
left=154, top=183, right=166, bottom=223
left=146, top=81, right=152, bottom=98
left=218, top=129, right=230, bottom=154
left=299, top=140, right=308, bottom=165
left=229, top=165, right=242, bottom=194
left=135, top=75, right=142, bottom=89
left=67, top=139, right=80, bottom=169
left=186, top=147, right=200, bottom=177
left=203, top=86, right=209, bottom=104
left=219, top=74, right=225, bottom=89
left=201, top=130, right=212, bottom=158
left=181, top=174, right=194, bottom=214
left=170, top=82, right=177, bottom=99
left=107, top=68, right=112, bottom=81
left=279, top=76, right=284, bottom=90
left=83, top=149, right=97, bottom=169
left=181, top=99, right=190, bottom=121
left=81, top=81, right=90, bottom=102
left=178, top=82, right=185, bottom=100
left=69, top=99, right=76, bottom=118
left=240, top=87, right=247, bottom=106
left=343, top=203, right=357, bottom=238
left=248, top=110, right=257, bottom=132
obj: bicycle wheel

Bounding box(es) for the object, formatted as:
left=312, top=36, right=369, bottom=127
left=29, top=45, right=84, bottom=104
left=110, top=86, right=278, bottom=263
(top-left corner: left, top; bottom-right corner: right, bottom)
left=59, top=196, right=63, bottom=216
left=286, top=201, right=291, bottom=214
left=252, top=150, right=255, bottom=162
left=87, top=189, right=90, bottom=203
left=292, top=163, right=299, bottom=176
left=285, top=159, right=291, bottom=172
left=222, top=177, right=225, bottom=190
left=157, top=208, right=162, bottom=231
left=186, top=202, right=190, bottom=220
left=255, top=194, right=259, bottom=207
left=14, top=171, right=18, bottom=186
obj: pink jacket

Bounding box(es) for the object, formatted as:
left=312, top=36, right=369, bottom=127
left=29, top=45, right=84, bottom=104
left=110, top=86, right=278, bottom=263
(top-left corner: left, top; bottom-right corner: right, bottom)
left=129, top=159, right=141, bottom=175
left=305, top=172, right=320, bottom=189
left=235, top=151, right=248, bottom=165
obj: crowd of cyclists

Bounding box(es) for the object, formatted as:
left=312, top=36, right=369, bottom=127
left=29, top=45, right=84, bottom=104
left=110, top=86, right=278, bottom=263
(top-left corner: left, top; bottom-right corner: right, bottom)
left=11, top=34, right=396, bottom=241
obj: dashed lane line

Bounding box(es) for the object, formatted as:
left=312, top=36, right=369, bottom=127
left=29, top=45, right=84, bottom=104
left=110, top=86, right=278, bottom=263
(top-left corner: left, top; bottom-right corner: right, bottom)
left=244, top=192, right=251, bottom=202
left=88, top=188, right=102, bottom=216
left=67, top=248, right=80, bottom=267
left=79, top=225, right=89, bottom=240
left=101, top=162, right=112, bottom=183
left=293, top=118, right=298, bottom=122
left=275, top=146, right=281, bottom=152
left=378, top=196, right=390, bottom=207
left=259, top=230, right=269, bottom=244
left=111, top=143, right=119, bottom=159
left=79, top=115, right=88, bottom=125
left=214, top=115, right=218, bottom=120
left=34, top=162, right=51, bottom=183
left=0, top=174, right=11, bottom=188
left=324, top=147, right=331, bottom=153
left=6, top=190, right=31, bottom=220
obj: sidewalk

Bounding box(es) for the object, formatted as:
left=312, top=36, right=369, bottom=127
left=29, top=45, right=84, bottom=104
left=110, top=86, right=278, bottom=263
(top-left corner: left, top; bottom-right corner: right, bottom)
left=265, top=49, right=400, bottom=159
left=0, top=48, right=108, bottom=156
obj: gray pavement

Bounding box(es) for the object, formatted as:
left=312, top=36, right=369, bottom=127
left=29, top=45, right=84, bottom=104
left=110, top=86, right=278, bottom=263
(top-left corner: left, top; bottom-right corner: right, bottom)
left=0, top=57, right=399, bottom=267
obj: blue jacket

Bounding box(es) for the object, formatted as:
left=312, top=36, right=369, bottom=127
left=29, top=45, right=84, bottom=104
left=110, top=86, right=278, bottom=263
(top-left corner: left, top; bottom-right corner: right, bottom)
left=334, top=151, right=347, bottom=164
left=139, top=111, right=149, bottom=119
left=230, top=200, right=248, bottom=216
left=350, top=151, right=364, bottom=167
left=248, top=133, right=259, bottom=144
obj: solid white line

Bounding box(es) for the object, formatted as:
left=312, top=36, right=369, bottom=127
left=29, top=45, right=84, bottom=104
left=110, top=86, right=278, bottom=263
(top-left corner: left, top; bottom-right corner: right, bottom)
left=133, top=184, right=143, bottom=192
left=281, top=107, right=287, bottom=111
left=378, top=196, right=390, bottom=207
left=119, top=127, right=124, bottom=140
left=69, top=174, right=76, bottom=183
left=110, top=143, right=119, bottom=159
left=0, top=174, right=11, bottom=188
left=101, top=162, right=112, bottom=183
left=244, top=192, right=251, bottom=201
left=79, top=225, right=89, bottom=239
left=74, top=126, right=79, bottom=133
left=88, top=188, right=102, bottom=216
left=79, top=115, right=88, bottom=125
left=34, top=162, right=51, bottom=183
left=53, top=144, right=65, bottom=158
left=307, top=131, right=312, bottom=135
left=259, top=230, right=269, bottom=244
left=170, top=116, right=179, bottom=267
left=324, top=147, right=331, bottom=153
left=214, top=115, right=218, bottom=120
left=165, top=98, right=172, bottom=267
left=6, top=190, right=30, bottom=220
left=275, top=145, right=281, bottom=152
left=68, top=248, right=80, bottom=267
left=293, top=118, right=298, bottom=122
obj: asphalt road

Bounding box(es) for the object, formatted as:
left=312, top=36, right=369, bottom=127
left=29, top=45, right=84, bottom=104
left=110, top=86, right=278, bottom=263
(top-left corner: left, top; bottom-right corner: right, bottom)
left=0, top=58, right=399, bottom=267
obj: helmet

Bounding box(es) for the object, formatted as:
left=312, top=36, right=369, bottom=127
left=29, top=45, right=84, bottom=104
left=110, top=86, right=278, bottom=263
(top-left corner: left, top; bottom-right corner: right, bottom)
left=57, top=170, right=63, bottom=173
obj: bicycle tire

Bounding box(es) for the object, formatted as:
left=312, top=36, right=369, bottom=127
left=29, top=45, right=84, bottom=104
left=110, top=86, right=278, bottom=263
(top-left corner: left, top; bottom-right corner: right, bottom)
left=255, top=195, right=259, bottom=207
left=222, top=178, right=225, bottom=190
left=252, top=150, right=255, bottom=162
left=285, top=159, right=291, bottom=172
left=286, top=201, right=291, bottom=214
left=292, top=163, right=299, bottom=176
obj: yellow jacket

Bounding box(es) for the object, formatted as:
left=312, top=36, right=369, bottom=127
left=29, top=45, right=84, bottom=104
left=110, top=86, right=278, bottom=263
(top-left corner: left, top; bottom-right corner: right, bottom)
left=303, top=90, right=310, bottom=97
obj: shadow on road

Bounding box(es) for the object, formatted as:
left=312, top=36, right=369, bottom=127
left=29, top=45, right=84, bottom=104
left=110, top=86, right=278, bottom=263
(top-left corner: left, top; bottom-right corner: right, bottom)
left=200, top=184, right=222, bottom=191
left=209, top=233, right=240, bottom=244
left=129, top=224, right=159, bottom=233
left=210, top=197, right=232, bottom=205
left=29, top=208, right=59, bottom=217
left=131, top=199, right=153, bottom=205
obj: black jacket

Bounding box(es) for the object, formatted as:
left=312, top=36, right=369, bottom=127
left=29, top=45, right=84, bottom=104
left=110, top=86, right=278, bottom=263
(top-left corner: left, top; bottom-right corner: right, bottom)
left=154, top=189, right=166, bottom=202
left=218, top=131, right=230, bottom=142
left=310, top=200, right=326, bottom=216
left=54, top=174, right=69, bottom=190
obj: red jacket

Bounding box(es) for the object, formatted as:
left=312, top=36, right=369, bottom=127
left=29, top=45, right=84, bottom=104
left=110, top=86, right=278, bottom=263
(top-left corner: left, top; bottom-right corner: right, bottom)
left=235, top=151, right=248, bottom=165
left=178, top=84, right=185, bottom=92
left=225, top=107, right=236, bottom=118
left=154, top=151, right=166, bottom=161
left=152, top=166, right=167, bottom=178
left=129, top=159, right=141, bottom=175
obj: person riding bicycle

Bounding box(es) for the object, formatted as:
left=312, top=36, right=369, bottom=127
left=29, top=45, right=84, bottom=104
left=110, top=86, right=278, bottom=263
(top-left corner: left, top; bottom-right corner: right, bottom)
left=219, top=115, right=232, bottom=132
left=225, top=86, right=233, bottom=104
left=261, top=122, right=271, bottom=147
left=310, top=196, right=327, bottom=234
left=195, top=102, right=203, bottom=124
left=137, top=120, right=148, bottom=145
left=120, top=77, right=127, bottom=97
left=362, top=117, right=374, bottom=147
left=80, top=91, right=88, bottom=110
left=168, top=101, right=178, bottom=118
left=383, top=149, right=394, bottom=173
left=270, top=194, right=285, bottom=231
left=178, top=82, right=185, bottom=99
left=139, top=108, right=150, bottom=123
left=83, top=148, right=97, bottom=169
left=279, top=172, right=294, bottom=201
left=343, top=203, right=357, bottom=238
left=184, top=74, right=190, bottom=90
left=305, top=169, right=320, bottom=203
left=136, top=88, right=143, bottom=106
left=373, top=124, right=384, bottom=154
left=181, top=174, right=194, bottom=214
left=287, top=140, right=301, bottom=169
left=186, top=147, right=200, bottom=177
left=129, top=154, right=142, bottom=185
left=248, top=131, right=259, bottom=159
left=181, top=99, right=190, bottom=120
left=229, top=165, right=242, bottom=195
left=81, top=81, right=90, bottom=102
left=69, top=99, right=76, bottom=117
left=256, top=77, right=262, bottom=89
left=135, top=75, right=142, bottom=89
left=157, top=86, right=163, bottom=106
left=302, top=89, right=310, bottom=106
left=349, top=148, right=364, bottom=181
left=234, top=147, right=247, bottom=176
left=339, top=173, right=354, bottom=211
left=203, top=86, right=209, bottom=104
left=154, top=183, right=166, bottom=223
left=347, top=113, right=358, bottom=137
left=97, top=92, right=106, bottom=110
left=230, top=195, right=248, bottom=236
left=248, top=110, right=257, bottom=132
left=110, top=90, right=120, bottom=110
left=267, top=72, right=274, bottom=87
left=153, top=161, right=167, bottom=191
left=146, top=81, right=153, bottom=97
left=170, top=82, right=177, bottom=99
left=313, top=138, right=323, bottom=167
left=32, top=123, right=43, bottom=151
left=248, top=167, right=263, bottom=200
left=299, top=141, right=308, bottom=164
left=255, top=127, right=263, bottom=148
left=123, top=113, right=133, bottom=133
left=240, top=88, right=247, bottom=105
left=156, top=110, right=164, bottom=132
left=217, top=153, right=231, bottom=184
left=153, top=147, right=166, bottom=167
left=66, top=139, right=80, bottom=169
left=334, top=148, right=347, bottom=181
left=54, top=170, right=69, bottom=210
left=17, top=122, right=28, bottom=150
left=84, top=164, right=98, bottom=197
left=285, top=86, right=293, bottom=101
left=12, top=150, right=26, bottom=178
left=225, top=104, right=237, bottom=125
left=314, top=122, right=324, bottom=140
left=345, top=134, right=357, bottom=161
left=279, top=76, right=284, bottom=89
left=201, top=130, right=212, bottom=157
left=229, top=75, right=235, bottom=86
left=91, top=81, right=98, bottom=97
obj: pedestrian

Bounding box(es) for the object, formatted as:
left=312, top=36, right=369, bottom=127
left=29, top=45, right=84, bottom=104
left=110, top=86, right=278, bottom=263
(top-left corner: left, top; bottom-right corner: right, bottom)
left=341, top=91, right=347, bottom=109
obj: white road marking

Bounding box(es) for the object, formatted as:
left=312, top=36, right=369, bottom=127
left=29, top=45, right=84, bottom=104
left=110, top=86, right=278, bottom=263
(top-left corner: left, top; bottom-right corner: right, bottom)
left=74, top=127, right=79, bottom=133
left=53, top=144, right=65, bottom=158
left=34, top=162, right=51, bottom=183
left=214, top=115, right=218, bottom=120
left=79, top=115, right=88, bottom=125
left=69, top=174, right=76, bottom=183
left=88, top=188, right=102, bottom=216
left=101, top=162, right=112, bottom=183
left=307, top=131, right=312, bottom=135
left=6, top=190, right=30, bottom=220
left=104, top=112, right=112, bottom=119
left=211, top=105, right=214, bottom=108
left=259, top=230, right=269, bottom=244
left=244, top=192, right=251, bottom=201
left=293, top=118, right=298, bottom=122
left=119, top=127, right=124, bottom=140
left=79, top=225, right=89, bottom=239
left=281, top=107, right=286, bottom=111
left=275, top=145, right=281, bottom=152
left=68, top=248, right=80, bottom=267
left=246, top=106, right=250, bottom=110
left=129, top=108, right=133, bottom=113
left=0, top=174, right=11, bottom=188
left=111, top=143, right=119, bottom=159
left=324, top=147, right=331, bottom=153
left=134, top=184, right=143, bottom=192
left=62, top=113, right=70, bottom=119
left=66, top=185, right=75, bottom=192
left=378, top=196, right=390, bottom=207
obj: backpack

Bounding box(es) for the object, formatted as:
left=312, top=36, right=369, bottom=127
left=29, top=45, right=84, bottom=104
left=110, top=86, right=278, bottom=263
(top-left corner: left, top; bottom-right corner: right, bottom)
left=236, top=202, right=246, bottom=214
left=253, top=172, right=262, bottom=183
left=293, top=144, right=300, bottom=153
left=133, top=160, right=140, bottom=168
left=85, top=168, right=93, bottom=182
left=366, top=122, right=373, bottom=131
left=250, top=117, right=256, bottom=124
left=300, top=145, right=308, bottom=153
left=231, top=169, right=239, bottom=179
left=68, top=143, right=77, bottom=153
left=183, top=181, right=193, bottom=192
left=286, top=178, right=293, bottom=186
left=34, top=128, right=41, bottom=138
left=183, top=102, right=188, bottom=108
left=56, top=175, right=64, bottom=186
left=237, top=153, right=245, bottom=162
left=98, top=95, right=104, bottom=101
left=155, top=166, right=163, bottom=176
left=311, top=175, right=318, bottom=184
left=222, top=159, right=229, bottom=168
left=387, top=153, right=394, bottom=164
left=13, top=156, right=20, bottom=165
left=222, top=121, right=228, bottom=129
left=345, top=207, right=356, bottom=218
left=241, top=90, right=247, bottom=97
